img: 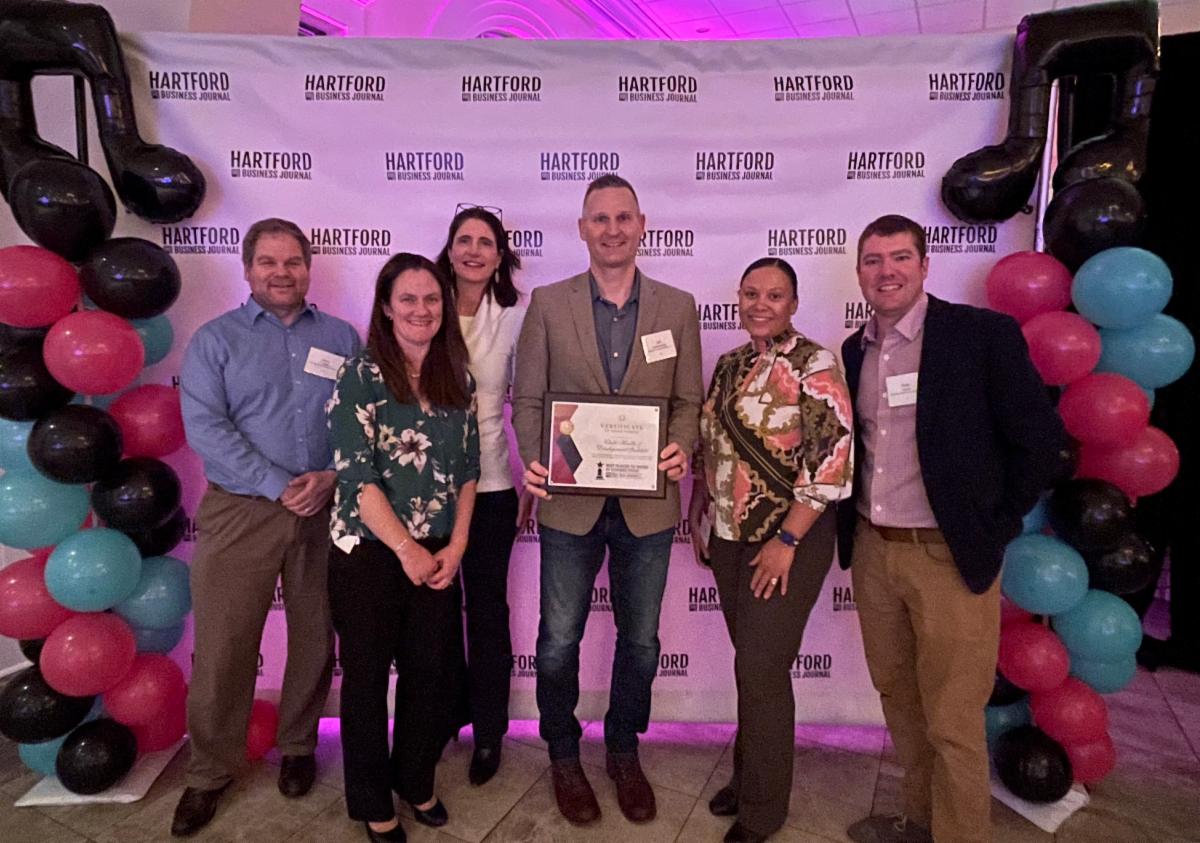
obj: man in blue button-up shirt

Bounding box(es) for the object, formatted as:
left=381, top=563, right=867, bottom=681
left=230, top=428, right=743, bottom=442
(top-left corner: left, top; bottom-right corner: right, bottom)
left=172, top=219, right=360, bottom=837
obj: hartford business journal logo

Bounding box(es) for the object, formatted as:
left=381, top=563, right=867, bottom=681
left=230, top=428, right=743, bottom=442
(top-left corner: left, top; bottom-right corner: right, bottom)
left=304, top=74, right=386, bottom=102
left=774, top=74, right=854, bottom=102
left=846, top=150, right=925, bottom=181
left=230, top=150, right=312, bottom=180
left=696, top=151, right=775, bottom=181
left=160, top=225, right=240, bottom=255
left=618, top=74, right=697, bottom=103
left=148, top=69, right=231, bottom=101
left=540, top=151, right=621, bottom=182
left=766, top=227, right=848, bottom=257
left=929, top=72, right=1005, bottom=102
left=462, top=74, right=542, bottom=102
left=309, top=228, right=393, bottom=257
left=385, top=151, right=466, bottom=182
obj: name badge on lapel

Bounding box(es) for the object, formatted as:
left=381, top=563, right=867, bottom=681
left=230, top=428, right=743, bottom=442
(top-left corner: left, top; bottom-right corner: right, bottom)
left=304, top=347, right=346, bottom=380
left=641, top=330, right=677, bottom=363
left=885, top=372, right=918, bottom=407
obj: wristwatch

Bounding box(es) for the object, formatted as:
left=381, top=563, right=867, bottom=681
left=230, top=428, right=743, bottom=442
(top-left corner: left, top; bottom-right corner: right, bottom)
left=776, top=528, right=799, bottom=547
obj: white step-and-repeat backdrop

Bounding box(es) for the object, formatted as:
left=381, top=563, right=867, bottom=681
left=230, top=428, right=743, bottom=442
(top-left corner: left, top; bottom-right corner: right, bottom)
left=0, top=30, right=1035, bottom=723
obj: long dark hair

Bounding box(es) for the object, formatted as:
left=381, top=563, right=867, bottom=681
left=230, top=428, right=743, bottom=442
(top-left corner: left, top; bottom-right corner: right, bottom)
left=434, top=206, right=521, bottom=308
left=368, top=253, right=470, bottom=410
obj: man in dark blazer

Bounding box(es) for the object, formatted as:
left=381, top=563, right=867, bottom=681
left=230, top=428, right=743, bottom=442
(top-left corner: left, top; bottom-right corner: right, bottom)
left=837, top=215, right=1067, bottom=843
left=513, top=175, right=703, bottom=827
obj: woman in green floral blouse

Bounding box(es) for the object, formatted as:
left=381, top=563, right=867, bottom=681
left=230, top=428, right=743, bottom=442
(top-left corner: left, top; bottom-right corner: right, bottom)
left=327, top=252, right=479, bottom=843
left=689, top=257, right=853, bottom=843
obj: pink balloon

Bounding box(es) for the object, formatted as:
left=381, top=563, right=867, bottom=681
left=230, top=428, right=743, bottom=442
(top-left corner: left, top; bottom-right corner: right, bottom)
left=1031, top=677, right=1109, bottom=745
left=102, top=654, right=187, bottom=727
left=132, top=691, right=187, bottom=753
left=1058, top=373, right=1150, bottom=446
left=40, top=613, right=136, bottom=696
left=0, top=555, right=76, bottom=639
left=246, top=698, right=279, bottom=761
left=1078, top=426, right=1180, bottom=500
left=998, top=621, right=1070, bottom=692
left=0, top=245, right=81, bottom=328
left=1022, top=311, right=1102, bottom=386
left=42, top=310, right=145, bottom=395
left=986, top=251, right=1073, bottom=325
left=1065, top=733, right=1117, bottom=784
left=109, top=385, right=186, bottom=458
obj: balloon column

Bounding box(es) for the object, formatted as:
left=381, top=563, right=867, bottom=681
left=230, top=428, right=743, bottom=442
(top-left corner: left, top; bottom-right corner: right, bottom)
left=0, top=0, right=207, bottom=797
left=984, top=244, right=1192, bottom=801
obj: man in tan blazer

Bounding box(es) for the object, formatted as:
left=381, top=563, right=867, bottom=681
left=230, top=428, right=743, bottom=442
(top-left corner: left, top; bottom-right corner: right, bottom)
left=513, top=174, right=703, bottom=827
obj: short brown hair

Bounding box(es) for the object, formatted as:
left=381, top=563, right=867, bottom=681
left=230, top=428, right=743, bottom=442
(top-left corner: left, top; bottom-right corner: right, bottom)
left=856, top=215, right=926, bottom=265
left=583, top=174, right=639, bottom=208
left=242, top=218, right=311, bottom=269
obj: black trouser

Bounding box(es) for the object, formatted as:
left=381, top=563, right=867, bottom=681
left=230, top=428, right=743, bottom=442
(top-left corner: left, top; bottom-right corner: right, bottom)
left=708, top=510, right=836, bottom=836
left=329, top=537, right=461, bottom=823
left=457, top=489, right=518, bottom=745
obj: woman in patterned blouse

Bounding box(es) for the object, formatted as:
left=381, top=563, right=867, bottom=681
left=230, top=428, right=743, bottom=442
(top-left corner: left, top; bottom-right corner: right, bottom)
left=327, top=252, right=479, bottom=843
left=689, top=257, right=854, bottom=843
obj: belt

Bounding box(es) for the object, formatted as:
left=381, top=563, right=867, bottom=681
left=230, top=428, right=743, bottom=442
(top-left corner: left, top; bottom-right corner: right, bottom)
left=208, top=481, right=272, bottom=502
left=865, top=519, right=945, bottom=544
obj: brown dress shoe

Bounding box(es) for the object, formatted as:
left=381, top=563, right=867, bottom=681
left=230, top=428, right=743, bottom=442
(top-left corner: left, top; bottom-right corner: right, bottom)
left=606, top=752, right=656, bottom=823
left=170, top=783, right=229, bottom=836
left=550, top=758, right=601, bottom=825
left=278, top=754, right=317, bottom=798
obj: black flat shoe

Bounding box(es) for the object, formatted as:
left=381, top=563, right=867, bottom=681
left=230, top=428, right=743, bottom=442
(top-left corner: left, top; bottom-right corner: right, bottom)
left=469, top=743, right=502, bottom=786
left=363, top=820, right=407, bottom=842
left=410, top=798, right=448, bottom=827
left=708, top=785, right=738, bottom=817
left=724, top=820, right=769, bottom=843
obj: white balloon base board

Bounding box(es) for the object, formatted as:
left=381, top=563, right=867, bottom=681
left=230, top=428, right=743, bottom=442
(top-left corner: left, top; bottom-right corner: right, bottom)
left=991, top=775, right=1090, bottom=833
left=14, top=740, right=184, bottom=807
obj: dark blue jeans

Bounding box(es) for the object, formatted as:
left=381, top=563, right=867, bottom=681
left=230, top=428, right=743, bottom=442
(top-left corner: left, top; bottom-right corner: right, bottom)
left=536, top=498, right=674, bottom=760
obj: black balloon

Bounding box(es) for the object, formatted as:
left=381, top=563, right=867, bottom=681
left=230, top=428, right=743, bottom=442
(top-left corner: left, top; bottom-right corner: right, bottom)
left=79, top=238, right=181, bottom=319
left=989, top=670, right=1028, bottom=707
left=91, top=456, right=182, bottom=530
left=55, top=718, right=138, bottom=795
left=0, top=322, right=49, bottom=353
left=7, top=157, right=117, bottom=262
left=993, top=726, right=1073, bottom=803
left=0, top=345, right=75, bottom=421
left=18, top=637, right=44, bottom=665
left=1043, top=177, right=1146, bottom=272
left=1086, top=532, right=1160, bottom=595
left=27, top=404, right=123, bottom=484
left=942, top=138, right=1043, bottom=224
left=107, top=144, right=207, bottom=224
left=0, top=666, right=94, bottom=744
left=1048, top=478, right=1133, bottom=555
left=123, top=505, right=188, bottom=557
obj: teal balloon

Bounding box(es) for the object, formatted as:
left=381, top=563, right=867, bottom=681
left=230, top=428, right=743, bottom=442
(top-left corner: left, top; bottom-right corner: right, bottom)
left=114, top=556, right=191, bottom=630
left=1053, top=589, right=1143, bottom=660
left=1096, top=314, right=1196, bottom=389
left=132, top=620, right=185, bottom=653
left=0, top=470, right=90, bottom=549
left=1022, top=496, right=1049, bottom=534
left=44, top=528, right=143, bottom=612
left=130, top=316, right=174, bottom=367
left=1001, top=534, right=1089, bottom=615
left=17, top=698, right=103, bottom=777
left=986, top=699, right=1032, bottom=747
left=1070, top=652, right=1137, bottom=693
left=1072, top=248, right=1173, bottom=329
left=87, top=391, right=123, bottom=411
left=0, top=417, right=35, bottom=471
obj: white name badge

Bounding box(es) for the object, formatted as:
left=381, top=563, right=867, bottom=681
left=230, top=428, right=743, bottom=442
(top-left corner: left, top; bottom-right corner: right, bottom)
left=641, top=329, right=677, bottom=363
left=304, top=347, right=346, bottom=380
left=886, top=372, right=919, bottom=407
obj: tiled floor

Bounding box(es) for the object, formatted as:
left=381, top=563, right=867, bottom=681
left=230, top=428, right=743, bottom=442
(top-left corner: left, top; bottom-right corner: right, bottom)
left=1, top=667, right=1198, bottom=842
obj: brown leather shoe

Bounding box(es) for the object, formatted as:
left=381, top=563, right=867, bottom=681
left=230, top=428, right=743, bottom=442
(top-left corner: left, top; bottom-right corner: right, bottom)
left=605, top=752, right=656, bottom=823
left=170, top=783, right=229, bottom=836
left=550, top=758, right=601, bottom=825
left=278, top=754, right=317, bottom=798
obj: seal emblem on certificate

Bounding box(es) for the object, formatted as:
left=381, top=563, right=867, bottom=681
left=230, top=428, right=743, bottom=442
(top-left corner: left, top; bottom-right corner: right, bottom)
left=542, top=393, right=669, bottom=498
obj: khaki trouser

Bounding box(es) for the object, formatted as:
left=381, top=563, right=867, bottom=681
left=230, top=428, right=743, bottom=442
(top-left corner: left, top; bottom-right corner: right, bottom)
left=186, top=485, right=334, bottom=790
left=851, top=519, right=1000, bottom=843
